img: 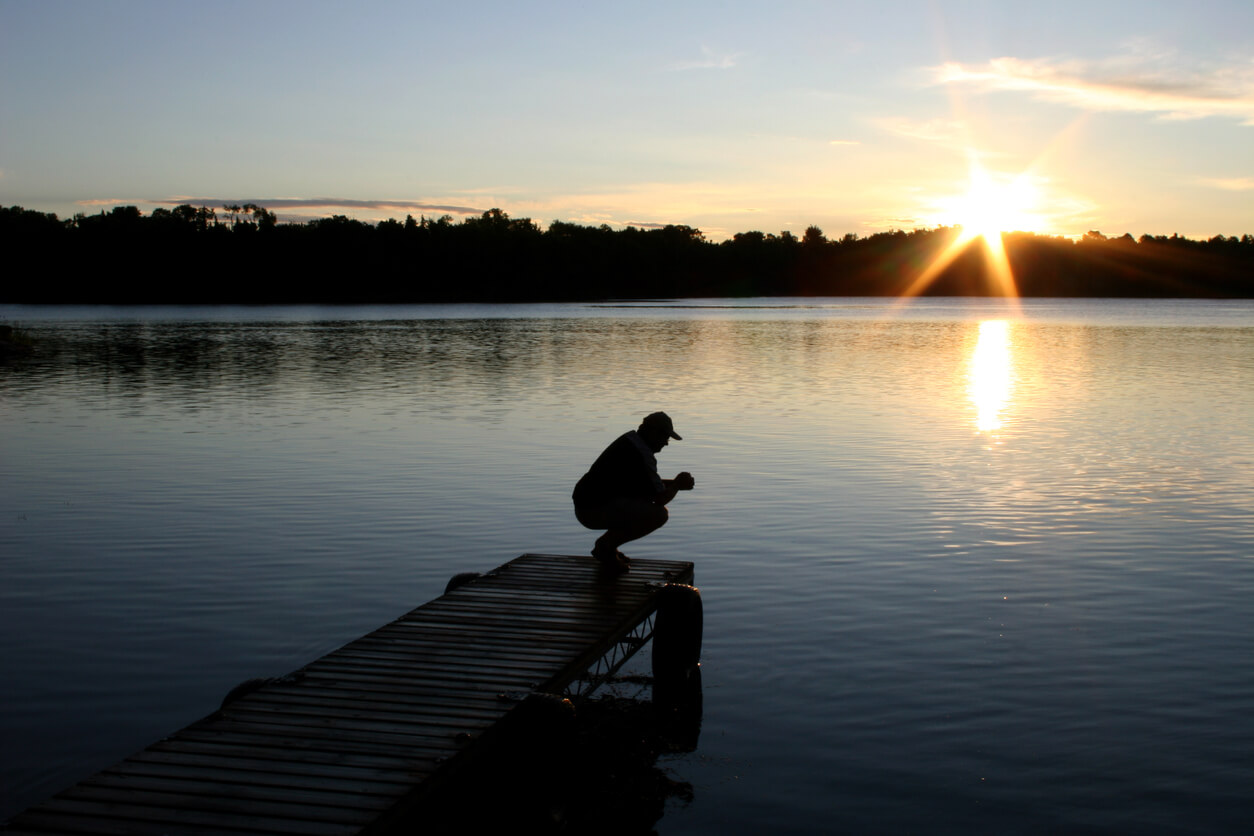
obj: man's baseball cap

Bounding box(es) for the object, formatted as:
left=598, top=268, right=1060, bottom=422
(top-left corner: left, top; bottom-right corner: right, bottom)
left=642, top=411, right=682, bottom=440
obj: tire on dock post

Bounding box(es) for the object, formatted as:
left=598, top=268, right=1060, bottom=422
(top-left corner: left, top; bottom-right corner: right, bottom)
left=652, top=583, right=703, bottom=749
left=652, top=583, right=702, bottom=682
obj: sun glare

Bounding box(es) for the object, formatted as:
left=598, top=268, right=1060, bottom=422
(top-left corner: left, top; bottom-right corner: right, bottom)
left=941, top=164, right=1044, bottom=240
left=899, top=159, right=1045, bottom=302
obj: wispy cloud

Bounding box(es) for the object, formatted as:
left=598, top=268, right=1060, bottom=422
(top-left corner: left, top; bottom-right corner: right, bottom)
left=1199, top=176, right=1254, bottom=191
left=862, top=216, right=924, bottom=230
left=76, top=198, right=148, bottom=207
left=829, top=139, right=861, bottom=146
left=161, top=197, right=484, bottom=215
left=671, top=45, right=743, bottom=71
left=76, top=196, right=486, bottom=215
left=873, top=117, right=970, bottom=148
left=932, top=51, right=1254, bottom=125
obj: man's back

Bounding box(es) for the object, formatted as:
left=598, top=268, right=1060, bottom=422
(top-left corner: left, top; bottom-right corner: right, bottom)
left=572, top=430, right=661, bottom=508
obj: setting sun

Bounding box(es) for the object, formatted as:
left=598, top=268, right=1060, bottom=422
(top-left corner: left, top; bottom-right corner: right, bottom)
left=898, top=159, right=1044, bottom=301
left=934, top=161, right=1046, bottom=241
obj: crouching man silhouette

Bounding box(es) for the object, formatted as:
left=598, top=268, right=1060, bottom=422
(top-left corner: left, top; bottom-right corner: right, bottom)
left=572, top=412, right=695, bottom=571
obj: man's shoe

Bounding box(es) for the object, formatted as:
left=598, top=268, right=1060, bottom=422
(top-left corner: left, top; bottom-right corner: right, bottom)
left=593, top=546, right=630, bottom=572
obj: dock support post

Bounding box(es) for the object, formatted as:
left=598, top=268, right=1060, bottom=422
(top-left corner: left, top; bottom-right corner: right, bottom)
left=652, top=583, right=702, bottom=682
left=651, top=583, right=703, bottom=749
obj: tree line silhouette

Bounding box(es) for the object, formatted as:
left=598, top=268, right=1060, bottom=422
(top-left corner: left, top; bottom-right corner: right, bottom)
left=3, top=204, right=1250, bottom=303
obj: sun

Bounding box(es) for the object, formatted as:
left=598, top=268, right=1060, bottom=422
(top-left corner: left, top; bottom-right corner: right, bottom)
left=935, top=161, right=1045, bottom=241
left=898, top=159, right=1045, bottom=301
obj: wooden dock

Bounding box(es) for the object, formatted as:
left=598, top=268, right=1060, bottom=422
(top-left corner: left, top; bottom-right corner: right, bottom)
left=2, top=553, right=696, bottom=835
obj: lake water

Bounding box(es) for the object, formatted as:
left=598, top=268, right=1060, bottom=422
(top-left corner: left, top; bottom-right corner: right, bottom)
left=2, top=298, right=1252, bottom=833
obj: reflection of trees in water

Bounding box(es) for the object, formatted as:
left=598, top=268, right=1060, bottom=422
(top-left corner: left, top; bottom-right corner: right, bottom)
left=10, top=323, right=290, bottom=406
left=2, top=320, right=674, bottom=409
left=0, top=316, right=855, bottom=423
left=1, top=316, right=744, bottom=441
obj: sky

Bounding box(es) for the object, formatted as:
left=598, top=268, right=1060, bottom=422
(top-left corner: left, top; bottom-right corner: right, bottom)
left=2, top=1, right=1252, bottom=241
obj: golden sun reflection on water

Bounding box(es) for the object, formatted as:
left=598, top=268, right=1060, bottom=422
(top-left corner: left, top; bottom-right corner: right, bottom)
left=969, top=320, right=1013, bottom=432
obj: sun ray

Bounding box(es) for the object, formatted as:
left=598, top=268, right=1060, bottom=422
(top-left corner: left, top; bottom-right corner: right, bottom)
left=899, top=157, right=1037, bottom=305
left=897, top=226, right=978, bottom=298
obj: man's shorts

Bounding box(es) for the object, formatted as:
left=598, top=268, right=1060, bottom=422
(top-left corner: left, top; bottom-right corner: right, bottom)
left=574, top=496, right=664, bottom=531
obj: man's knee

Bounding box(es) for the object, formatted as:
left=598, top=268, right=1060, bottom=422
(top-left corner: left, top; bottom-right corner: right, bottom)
left=635, top=503, right=667, bottom=535
left=579, top=497, right=668, bottom=533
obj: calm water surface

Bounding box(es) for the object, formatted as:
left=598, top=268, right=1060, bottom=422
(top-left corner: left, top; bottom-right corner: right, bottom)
left=2, top=298, right=1252, bottom=833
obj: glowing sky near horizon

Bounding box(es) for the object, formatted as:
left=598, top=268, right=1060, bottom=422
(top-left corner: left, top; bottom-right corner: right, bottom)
left=1, top=0, right=1251, bottom=241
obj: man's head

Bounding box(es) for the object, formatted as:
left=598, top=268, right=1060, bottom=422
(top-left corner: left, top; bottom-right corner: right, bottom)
left=639, top=411, right=682, bottom=451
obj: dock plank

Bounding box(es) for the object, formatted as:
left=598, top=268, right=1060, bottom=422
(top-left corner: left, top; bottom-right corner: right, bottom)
left=103, top=759, right=415, bottom=797
left=4, top=554, right=693, bottom=835
left=131, top=745, right=433, bottom=780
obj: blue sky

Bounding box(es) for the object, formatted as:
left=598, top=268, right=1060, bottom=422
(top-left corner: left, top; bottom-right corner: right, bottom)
left=2, top=1, right=1251, bottom=240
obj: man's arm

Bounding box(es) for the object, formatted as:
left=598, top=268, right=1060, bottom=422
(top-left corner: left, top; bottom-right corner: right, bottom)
left=657, top=472, right=696, bottom=505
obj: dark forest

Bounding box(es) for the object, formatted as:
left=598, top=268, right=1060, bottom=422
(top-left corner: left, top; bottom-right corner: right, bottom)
left=3, top=204, right=1250, bottom=303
